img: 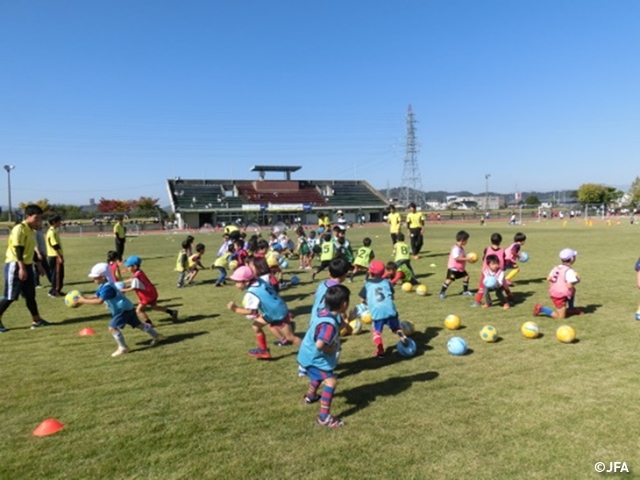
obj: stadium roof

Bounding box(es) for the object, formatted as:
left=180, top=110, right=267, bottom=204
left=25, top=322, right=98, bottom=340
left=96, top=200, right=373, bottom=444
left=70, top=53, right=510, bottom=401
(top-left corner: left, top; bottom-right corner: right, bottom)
left=251, top=165, right=301, bottom=180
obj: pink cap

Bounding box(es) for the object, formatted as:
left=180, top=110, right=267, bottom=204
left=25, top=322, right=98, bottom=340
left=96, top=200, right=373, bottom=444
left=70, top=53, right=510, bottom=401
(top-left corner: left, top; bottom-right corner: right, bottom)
left=229, top=265, right=254, bottom=282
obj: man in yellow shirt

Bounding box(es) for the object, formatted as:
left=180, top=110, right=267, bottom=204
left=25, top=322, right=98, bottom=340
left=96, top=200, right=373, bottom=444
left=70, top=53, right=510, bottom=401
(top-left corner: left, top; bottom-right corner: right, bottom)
left=0, top=204, right=50, bottom=332
left=405, top=202, right=425, bottom=259
left=46, top=215, right=65, bottom=298
left=114, top=215, right=127, bottom=261
left=387, top=205, right=402, bottom=245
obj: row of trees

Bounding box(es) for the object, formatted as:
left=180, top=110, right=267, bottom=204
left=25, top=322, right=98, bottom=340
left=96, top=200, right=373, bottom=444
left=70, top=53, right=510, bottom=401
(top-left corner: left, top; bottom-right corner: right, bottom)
left=523, top=178, right=640, bottom=209
left=17, top=197, right=168, bottom=220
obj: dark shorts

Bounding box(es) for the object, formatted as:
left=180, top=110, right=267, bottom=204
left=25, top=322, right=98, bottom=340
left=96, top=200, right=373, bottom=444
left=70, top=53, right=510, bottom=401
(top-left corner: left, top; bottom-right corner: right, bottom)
left=373, top=315, right=400, bottom=333
left=446, top=269, right=468, bottom=281
left=3, top=262, right=36, bottom=301
left=304, top=365, right=336, bottom=382
left=266, top=312, right=292, bottom=327
left=109, top=309, right=143, bottom=330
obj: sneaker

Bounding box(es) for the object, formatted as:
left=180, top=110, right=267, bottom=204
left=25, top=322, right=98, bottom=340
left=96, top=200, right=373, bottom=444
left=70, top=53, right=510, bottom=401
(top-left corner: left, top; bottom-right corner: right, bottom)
left=303, top=394, right=320, bottom=404
left=469, top=302, right=481, bottom=308
left=111, top=346, right=129, bottom=357
left=248, top=348, right=271, bottom=359
left=533, top=303, right=542, bottom=316
left=316, top=414, right=345, bottom=428
left=30, top=319, right=52, bottom=329
left=47, top=293, right=58, bottom=298
left=169, top=309, right=179, bottom=321
left=274, top=339, right=291, bottom=347
left=298, top=366, right=307, bottom=377
left=439, top=293, right=446, bottom=300
left=462, top=291, right=473, bottom=296
left=150, top=335, right=165, bottom=346
left=396, top=330, right=408, bottom=345
left=0, top=323, right=7, bottom=333
left=373, top=349, right=385, bottom=358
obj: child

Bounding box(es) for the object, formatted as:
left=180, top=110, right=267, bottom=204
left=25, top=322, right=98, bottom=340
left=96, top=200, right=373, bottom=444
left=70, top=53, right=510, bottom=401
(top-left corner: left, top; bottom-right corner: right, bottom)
left=213, top=243, right=234, bottom=287
left=297, top=284, right=351, bottom=428
left=312, top=258, right=350, bottom=316
left=294, top=227, right=311, bottom=269
left=120, top=255, right=178, bottom=325
left=232, top=238, right=248, bottom=267
left=185, top=235, right=195, bottom=257
left=107, top=250, right=123, bottom=283
left=336, top=237, right=354, bottom=268
left=393, top=232, right=416, bottom=278
left=504, top=232, right=527, bottom=283
left=477, top=254, right=511, bottom=309
left=349, top=237, right=374, bottom=282
left=175, top=240, right=189, bottom=288
left=307, top=230, right=321, bottom=263
left=359, top=260, right=409, bottom=358
left=185, top=243, right=207, bottom=284
left=472, top=233, right=507, bottom=306
left=226, top=266, right=300, bottom=359
left=75, top=262, right=164, bottom=357
left=439, top=230, right=474, bottom=299
left=311, top=233, right=335, bottom=281
left=383, top=261, right=417, bottom=286
left=534, top=248, right=581, bottom=319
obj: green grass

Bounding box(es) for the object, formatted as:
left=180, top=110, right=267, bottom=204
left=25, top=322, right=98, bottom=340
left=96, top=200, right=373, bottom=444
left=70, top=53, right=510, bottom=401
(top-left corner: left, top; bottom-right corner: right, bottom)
left=1, top=220, right=639, bottom=479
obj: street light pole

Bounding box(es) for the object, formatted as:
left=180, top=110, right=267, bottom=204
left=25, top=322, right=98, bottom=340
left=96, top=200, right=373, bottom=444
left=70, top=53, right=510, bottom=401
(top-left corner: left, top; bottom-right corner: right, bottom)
left=4, top=165, right=15, bottom=223
left=484, top=173, right=491, bottom=211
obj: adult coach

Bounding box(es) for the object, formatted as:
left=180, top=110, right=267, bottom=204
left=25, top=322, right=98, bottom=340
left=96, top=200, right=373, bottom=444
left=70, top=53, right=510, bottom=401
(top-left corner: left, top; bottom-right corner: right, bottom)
left=114, top=215, right=126, bottom=261
left=0, top=204, right=50, bottom=332
left=387, top=205, right=402, bottom=245
left=406, top=202, right=424, bottom=259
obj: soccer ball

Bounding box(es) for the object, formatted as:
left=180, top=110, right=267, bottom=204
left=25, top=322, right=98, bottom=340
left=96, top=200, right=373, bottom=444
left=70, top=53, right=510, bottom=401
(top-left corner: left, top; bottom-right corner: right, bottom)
left=483, top=276, right=498, bottom=290
left=447, top=337, right=467, bottom=356
left=280, top=261, right=289, bottom=269
left=556, top=325, right=576, bottom=344
left=521, top=321, right=540, bottom=339
left=415, top=285, right=428, bottom=296
left=228, top=260, right=239, bottom=271
left=361, top=310, right=372, bottom=324
left=401, top=282, right=413, bottom=292
left=115, top=281, right=125, bottom=290
left=444, top=314, right=461, bottom=330
left=467, top=252, right=478, bottom=263
left=64, top=290, right=82, bottom=308
left=349, top=319, right=363, bottom=335
left=290, top=275, right=300, bottom=286
left=397, top=337, right=417, bottom=358
left=519, top=252, right=530, bottom=263
left=480, top=325, right=498, bottom=342
left=636, top=309, right=640, bottom=321
left=399, top=320, right=415, bottom=336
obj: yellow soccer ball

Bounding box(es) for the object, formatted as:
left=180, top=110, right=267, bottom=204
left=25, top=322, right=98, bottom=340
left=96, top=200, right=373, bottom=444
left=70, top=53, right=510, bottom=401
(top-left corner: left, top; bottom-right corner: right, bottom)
left=521, top=321, right=540, bottom=339
left=401, top=282, right=413, bottom=292
left=228, top=260, right=239, bottom=271
left=361, top=310, right=372, bottom=324
left=480, top=325, right=498, bottom=342
left=64, top=290, right=82, bottom=308
left=415, top=284, right=428, bottom=296
left=399, top=320, right=415, bottom=336
left=444, top=314, right=461, bottom=330
left=556, top=325, right=576, bottom=344
left=349, top=319, right=363, bottom=335
left=467, top=252, right=478, bottom=264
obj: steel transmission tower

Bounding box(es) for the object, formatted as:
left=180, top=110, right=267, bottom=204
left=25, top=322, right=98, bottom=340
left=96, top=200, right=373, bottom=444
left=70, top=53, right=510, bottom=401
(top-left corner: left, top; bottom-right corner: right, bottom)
left=400, top=104, right=423, bottom=207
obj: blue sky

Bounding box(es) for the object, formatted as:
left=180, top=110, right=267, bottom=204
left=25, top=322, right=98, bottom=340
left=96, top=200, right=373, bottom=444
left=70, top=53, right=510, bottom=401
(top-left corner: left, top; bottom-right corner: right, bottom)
left=1, top=0, right=638, bottom=206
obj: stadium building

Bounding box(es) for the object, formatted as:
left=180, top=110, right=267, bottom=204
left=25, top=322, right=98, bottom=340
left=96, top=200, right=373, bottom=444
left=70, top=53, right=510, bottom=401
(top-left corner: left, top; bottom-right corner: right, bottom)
left=166, top=165, right=389, bottom=229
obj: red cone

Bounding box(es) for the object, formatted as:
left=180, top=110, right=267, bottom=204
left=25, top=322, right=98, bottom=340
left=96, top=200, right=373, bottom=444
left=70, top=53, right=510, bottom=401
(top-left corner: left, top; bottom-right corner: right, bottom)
left=33, top=418, right=65, bottom=437
left=78, top=327, right=96, bottom=336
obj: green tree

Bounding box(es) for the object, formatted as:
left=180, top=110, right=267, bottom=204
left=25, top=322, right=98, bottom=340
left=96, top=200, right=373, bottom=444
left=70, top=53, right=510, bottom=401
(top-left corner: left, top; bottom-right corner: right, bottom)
left=577, top=183, right=606, bottom=204
left=628, top=176, right=640, bottom=207
left=524, top=195, right=540, bottom=206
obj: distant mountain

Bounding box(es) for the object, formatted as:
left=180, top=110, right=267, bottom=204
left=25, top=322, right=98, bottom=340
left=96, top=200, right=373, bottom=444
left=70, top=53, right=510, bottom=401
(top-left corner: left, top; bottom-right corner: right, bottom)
left=379, top=187, right=578, bottom=203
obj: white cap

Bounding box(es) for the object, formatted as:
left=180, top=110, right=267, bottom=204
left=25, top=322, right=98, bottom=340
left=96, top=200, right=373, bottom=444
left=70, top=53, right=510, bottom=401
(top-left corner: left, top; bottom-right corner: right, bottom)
left=337, top=210, right=343, bottom=214
left=88, top=262, right=109, bottom=278
left=559, top=248, right=578, bottom=261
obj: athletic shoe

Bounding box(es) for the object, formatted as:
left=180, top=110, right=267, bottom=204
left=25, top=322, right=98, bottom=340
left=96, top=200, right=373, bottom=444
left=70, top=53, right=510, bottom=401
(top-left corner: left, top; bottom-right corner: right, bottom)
left=169, top=309, right=179, bottom=321
left=273, top=339, right=291, bottom=347
left=316, top=414, right=345, bottom=428
left=150, top=335, right=165, bottom=346
left=298, top=366, right=308, bottom=377
left=111, top=347, right=129, bottom=357
left=0, top=323, right=7, bottom=333
left=462, top=291, right=473, bottom=296
left=248, top=348, right=271, bottom=359
left=439, top=293, right=446, bottom=300
left=30, top=319, right=52, bottom=329
left=396, top=330, right=409, bottom=345
left=469, top=302, right=481, bottom=308
left=533, top=303, right=543, bottom=316
left=303, top=394, right=320, bottom=404
left=373, top=349, right=385, bottom=358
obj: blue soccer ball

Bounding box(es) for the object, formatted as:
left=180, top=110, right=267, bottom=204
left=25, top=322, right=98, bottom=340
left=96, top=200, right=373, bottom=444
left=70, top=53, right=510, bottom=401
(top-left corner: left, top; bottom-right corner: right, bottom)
left=397, top=338, right=417, bottom=358
left=115, top=281, right=126, bottom=290
left=483, top=276, right=498, bottom=290
left=447, top=337, right=468, bottom=356
left=290, top=275, right=300, bottom=286
left=519, top=252, right=530, bottom=263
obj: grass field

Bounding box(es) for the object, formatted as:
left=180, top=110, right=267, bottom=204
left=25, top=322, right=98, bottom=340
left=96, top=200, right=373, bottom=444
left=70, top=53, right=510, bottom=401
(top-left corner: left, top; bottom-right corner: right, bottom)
left=1, top=219, right=639, bottom=479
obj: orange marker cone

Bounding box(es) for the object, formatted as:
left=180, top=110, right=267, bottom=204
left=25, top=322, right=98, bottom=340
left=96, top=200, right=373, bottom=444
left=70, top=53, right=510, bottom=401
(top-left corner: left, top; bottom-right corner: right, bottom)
left=79, top=327, right=96, bottom=336
left=33, top=418, right=65, bottom=437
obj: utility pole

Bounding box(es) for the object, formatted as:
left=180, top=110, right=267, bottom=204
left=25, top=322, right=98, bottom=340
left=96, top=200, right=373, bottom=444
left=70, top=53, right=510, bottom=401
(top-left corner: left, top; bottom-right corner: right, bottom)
left=400, top=104, right=423, bottom=207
